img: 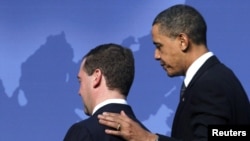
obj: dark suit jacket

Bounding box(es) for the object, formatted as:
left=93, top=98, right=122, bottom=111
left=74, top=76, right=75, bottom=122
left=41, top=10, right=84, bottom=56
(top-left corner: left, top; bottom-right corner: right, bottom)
left=64, top=103, right=149, bottom=141
left=158, top=56, right=250, bottom=141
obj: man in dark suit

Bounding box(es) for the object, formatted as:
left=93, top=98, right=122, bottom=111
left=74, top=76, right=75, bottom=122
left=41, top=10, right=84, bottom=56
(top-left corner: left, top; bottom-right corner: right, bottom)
left=63, top=43, right=148, bottom=141
left=97, top=4, right=250, bottom=141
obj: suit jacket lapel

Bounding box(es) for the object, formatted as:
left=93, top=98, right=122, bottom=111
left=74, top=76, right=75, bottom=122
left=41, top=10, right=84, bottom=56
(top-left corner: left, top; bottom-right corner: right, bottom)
left=171, top=56, right=221, bottom=136
left=187, top=56, right=221, bottom=90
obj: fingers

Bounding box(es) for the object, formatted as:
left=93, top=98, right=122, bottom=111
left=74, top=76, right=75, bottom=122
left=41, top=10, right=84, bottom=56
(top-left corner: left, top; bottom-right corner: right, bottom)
left=103, top=112, right=121, bottom=117
left=98, top=111, right=146, bottom=140
left=98, top=112, right=125, bottom=136
left=120, top=110, right=128, bottom=117
left=98, top=113, right=120, bottom=129
left=98, top=112, right=123, bottom=122
left=105, top=129, right=122, bottom=136
left=98, top=111, right=133, bottom=127
left=98, top=116, right=117, bottom=129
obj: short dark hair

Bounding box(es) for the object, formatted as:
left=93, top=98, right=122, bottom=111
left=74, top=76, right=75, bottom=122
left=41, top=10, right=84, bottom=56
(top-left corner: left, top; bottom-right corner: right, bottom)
left=152, top=4, right=207, bottom=45
left=83, top=43, right=134, bottom=96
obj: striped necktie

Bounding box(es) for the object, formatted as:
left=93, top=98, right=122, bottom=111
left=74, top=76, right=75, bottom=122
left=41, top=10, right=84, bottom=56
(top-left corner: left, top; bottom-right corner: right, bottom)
left=180, top=82, right=186, bottom=99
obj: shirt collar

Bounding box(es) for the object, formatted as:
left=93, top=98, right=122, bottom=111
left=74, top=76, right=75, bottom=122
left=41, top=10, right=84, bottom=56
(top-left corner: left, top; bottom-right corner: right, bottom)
left=92, top=99, right=128, bottom=115
left=184, top=52, right=214, bottom=87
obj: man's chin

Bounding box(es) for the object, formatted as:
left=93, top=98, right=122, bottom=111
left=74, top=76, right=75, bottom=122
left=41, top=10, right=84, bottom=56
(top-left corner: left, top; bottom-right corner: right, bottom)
left=84, top=107, right=91, bottom=116
left=166, top=71, right=180, bottom=78
left=167, top=73, right=175, bottom=78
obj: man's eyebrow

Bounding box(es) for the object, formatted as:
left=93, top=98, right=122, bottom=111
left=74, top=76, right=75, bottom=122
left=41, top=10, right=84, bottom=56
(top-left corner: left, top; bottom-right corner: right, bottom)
left=153, top=42, right=161, bottom=47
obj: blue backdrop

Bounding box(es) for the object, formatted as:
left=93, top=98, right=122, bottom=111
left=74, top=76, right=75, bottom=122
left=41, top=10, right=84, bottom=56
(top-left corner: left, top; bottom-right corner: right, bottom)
left=1, top=0, right=249, bottom=140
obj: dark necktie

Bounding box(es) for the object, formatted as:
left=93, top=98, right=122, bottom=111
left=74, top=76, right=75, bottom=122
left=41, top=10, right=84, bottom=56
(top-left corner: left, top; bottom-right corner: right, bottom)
left=180, top=82, right=186, bottom=99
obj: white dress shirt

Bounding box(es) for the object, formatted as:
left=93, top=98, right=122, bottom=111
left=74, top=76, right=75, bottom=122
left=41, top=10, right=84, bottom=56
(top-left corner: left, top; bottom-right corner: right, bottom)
left=184, top=52, right=214, bottom=87
left=92, top=99, right=128, bottom=115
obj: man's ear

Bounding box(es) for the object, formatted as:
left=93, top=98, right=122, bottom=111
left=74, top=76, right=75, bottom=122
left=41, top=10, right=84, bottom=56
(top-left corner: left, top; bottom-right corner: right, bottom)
left=178, top=33, right=189, bottom=52
left=93, top=69, right=102, bottom=88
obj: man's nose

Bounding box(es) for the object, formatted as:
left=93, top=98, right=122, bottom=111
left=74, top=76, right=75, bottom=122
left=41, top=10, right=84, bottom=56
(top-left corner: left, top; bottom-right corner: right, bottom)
left=154, top=49, right=160, bottom=60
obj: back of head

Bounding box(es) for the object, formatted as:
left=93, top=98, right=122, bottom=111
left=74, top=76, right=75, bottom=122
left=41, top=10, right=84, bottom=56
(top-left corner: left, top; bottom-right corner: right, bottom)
left=152, top=4, right=207, bottom=46
left=83, top=43, right=134, bottom=97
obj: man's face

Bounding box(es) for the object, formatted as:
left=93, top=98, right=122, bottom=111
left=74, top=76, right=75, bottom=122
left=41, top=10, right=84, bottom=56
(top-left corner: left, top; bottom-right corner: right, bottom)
left=77, top=59, right=93, bottom=116
left=151, top=24, right=185, bottom=77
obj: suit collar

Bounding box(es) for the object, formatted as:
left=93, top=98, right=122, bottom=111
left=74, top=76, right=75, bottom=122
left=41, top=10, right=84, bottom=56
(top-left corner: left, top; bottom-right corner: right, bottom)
left=92, top=103, right=134, bottom=117
left=92, top=99, right=127, bottom=115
